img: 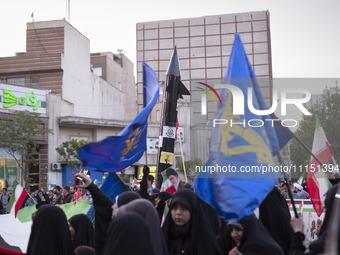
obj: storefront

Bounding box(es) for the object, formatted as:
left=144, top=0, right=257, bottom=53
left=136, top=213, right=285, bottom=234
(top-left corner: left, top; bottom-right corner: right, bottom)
left=0, top=83, right=48, bottom=190
left=0, top=149, right=18, bottom=189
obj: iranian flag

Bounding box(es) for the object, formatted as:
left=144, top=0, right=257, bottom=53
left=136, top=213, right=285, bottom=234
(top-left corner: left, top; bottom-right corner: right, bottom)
left=306, top=116, right=333, bottom=216
left=160, top=171, right=176, bottom=194
left=73, top=188, right=82, bottom=205
left=6, top=181, right=28, bottom=218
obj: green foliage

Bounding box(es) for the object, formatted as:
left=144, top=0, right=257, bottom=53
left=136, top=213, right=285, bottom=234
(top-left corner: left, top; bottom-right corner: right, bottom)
left=55, top=139, right=90, bottom=175
left=0, top=110, right=53, bottom=185
left=178, top=158, right=204, bottom=180
left=290, top=87, right=340, bottom=179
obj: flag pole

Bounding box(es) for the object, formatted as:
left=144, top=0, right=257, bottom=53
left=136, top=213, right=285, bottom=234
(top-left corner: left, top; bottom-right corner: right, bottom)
left=293, top=135, right=324, bottom=169
left=277, top=152, right=299, bottom=218
left=27, top=192, right=35, bottom=203
left=144, top=150, right=148, bottom=165
left=177, top=129, right=188, bottom=183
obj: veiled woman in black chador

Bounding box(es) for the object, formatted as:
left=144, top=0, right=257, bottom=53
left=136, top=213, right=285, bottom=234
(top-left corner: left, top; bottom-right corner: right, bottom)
left=68, top=213, right=94, bottom=251
left=227, top=214, right=285, bottom=255
left=103, top=212, right=154, bottom=255
left=162, top=189, right=222, bottom=255
left=27, top=204, right=74, bottom=255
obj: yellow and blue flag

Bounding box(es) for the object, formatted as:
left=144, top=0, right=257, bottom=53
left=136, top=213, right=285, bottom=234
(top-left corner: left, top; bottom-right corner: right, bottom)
left=78, top=63, right=159, bottom=172
left=194, top=33, right=285, bottom=221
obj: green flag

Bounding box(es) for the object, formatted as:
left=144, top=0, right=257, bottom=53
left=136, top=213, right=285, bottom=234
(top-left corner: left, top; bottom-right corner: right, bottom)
left=17, top=198, right=91, bottom=223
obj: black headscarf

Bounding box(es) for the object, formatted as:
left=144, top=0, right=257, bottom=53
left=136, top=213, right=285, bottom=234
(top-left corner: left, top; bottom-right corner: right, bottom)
left=162, top=189, right=221, bottom=255
left=118, top=199, right=168, bottom=255
left=259, top=186, right=293, bottom=254
left=102, top=212, right=154, bottom=255
left=218, top=218, right=234, bottom=254
left=27, top=204, right=74, bottom=255
left=68, top=214, right=94, bottom=251
left=36, top=191, right=50, bottom=209
left=233, top=214, right=285, bottom=255
left=116, top=191, right=141, bottom=207
left=309, top=183, right=339, bottom=254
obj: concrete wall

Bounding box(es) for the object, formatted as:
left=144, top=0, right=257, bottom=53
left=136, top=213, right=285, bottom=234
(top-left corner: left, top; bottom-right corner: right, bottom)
left=62, top=21, right=91, bottom=117
left=88, top=73, right=126, bottom=120
left=121, top=55, right=137, bottom=120
left=61, top=22, right=127, bottom=120
left=93, top=53, right=136, bottom=120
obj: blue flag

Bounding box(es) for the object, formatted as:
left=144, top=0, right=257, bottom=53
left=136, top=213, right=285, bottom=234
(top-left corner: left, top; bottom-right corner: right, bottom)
left=86, top=172, right=128, bottom=225
left=79, top=63, right=159, bottom=171
left=270, top=113, right=295, bottom=151
left=194, top=33, right=283, bottom=221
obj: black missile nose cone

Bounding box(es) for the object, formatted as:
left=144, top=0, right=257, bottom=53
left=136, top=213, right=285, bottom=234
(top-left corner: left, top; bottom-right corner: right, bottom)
left=166, top=46, right=181, bottom=76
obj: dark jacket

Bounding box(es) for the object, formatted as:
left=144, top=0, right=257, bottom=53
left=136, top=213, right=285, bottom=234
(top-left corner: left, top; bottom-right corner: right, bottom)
left=63, top=193, right=72, bottom=204
left=36, top=193, right=50, bottom=209
left=51, top=193, right=62, bottom=205
left=86, top=182, right=113, bottom=255
left=259, top=187, right=293, bottom=254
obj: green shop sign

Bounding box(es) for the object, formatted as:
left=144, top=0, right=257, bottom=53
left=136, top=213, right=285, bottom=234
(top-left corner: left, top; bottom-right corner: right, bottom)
left=6, top=167, right=17, bottom=176
left=2, top=89, right=46, bottom=110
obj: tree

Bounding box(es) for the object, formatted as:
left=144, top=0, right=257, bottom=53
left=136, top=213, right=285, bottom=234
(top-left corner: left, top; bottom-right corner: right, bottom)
left=290, top=87, right=340, bottom=179
left=0, top=110, right=53, bottom=187
left=178, top=158, right=204, bottom=182
left=55, top=139, right=90, bottom=175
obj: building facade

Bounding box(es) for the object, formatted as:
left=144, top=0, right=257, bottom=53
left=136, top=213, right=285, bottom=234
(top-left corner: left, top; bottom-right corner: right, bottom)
left=136, top=11, right=273, bottom=166
left=0, top=20, right=136, bottom=191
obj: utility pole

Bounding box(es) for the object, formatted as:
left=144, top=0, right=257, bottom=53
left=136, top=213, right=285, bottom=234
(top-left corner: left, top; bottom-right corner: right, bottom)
left=66, top=0, right=71, bottom=22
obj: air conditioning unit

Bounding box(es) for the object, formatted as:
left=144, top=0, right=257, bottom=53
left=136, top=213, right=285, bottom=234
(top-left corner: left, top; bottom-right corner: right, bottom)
left=51, top=163, right=61, bottom=171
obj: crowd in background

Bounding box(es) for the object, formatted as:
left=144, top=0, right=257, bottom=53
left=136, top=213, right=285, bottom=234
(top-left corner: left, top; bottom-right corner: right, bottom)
left=23, top=166, right=340, bottom=255
left=1, top=166, right=339, bottom=255
left=0, top=183, right=93, bottom=214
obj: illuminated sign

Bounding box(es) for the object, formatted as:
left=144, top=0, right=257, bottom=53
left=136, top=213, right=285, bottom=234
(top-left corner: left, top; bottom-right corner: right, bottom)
left=137, top=165, right=156, bottom=180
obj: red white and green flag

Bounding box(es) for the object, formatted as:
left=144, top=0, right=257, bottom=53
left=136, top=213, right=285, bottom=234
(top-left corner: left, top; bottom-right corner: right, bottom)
left=306, top=116, right=333, bottom=216
left=160, top=171, right=176, bottom=194
left=6, top=181, right=28, bottom=218
left=73, top=188, right=82, bottom=205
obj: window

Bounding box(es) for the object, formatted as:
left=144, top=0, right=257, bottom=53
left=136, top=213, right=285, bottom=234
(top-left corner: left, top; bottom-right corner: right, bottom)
left=93, top=67, right=102, bottom=77
left=70, top=136, right=88, bottom=141
left=30, top=76, right=40, bottom=88
left=28, top=147, right=40, bottom=192
left=175, top=155, right=183, bottom=170
left=7, top=77, right=25, bottom=86
left=156, top=110, right=160, bottom=122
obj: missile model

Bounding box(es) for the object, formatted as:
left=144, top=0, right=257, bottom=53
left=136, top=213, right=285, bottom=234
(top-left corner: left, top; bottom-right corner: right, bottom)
left=156, top=46, right=190, bottom=187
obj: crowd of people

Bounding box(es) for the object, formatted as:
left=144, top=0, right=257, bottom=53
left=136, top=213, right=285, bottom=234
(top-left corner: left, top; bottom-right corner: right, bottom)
left=280, top=181, right=310, bottom=200
left=0, top=187, right=12, bottom=214
left=0, top=182, right=94, bottom=216
left=1, top=184, right=93, bottom=213
left=4, top=166, right=339, bottom=255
